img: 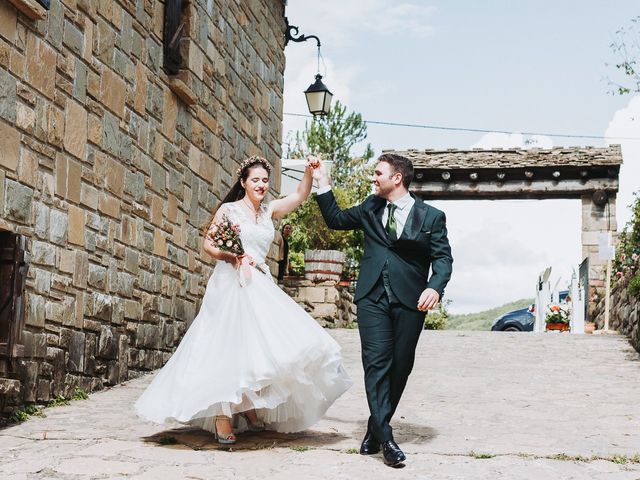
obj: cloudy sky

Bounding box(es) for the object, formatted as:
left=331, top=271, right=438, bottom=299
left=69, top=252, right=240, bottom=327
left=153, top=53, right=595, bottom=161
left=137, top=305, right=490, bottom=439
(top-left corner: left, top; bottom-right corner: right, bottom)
left=282, top=1, right=640, bottom=313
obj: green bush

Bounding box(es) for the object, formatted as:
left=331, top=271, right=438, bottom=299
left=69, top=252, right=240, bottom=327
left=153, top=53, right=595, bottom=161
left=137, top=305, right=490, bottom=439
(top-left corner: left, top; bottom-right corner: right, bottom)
left=424, top=312, right=447, bottom=330
left=72, top=387, right=89, bottom=401
left=288, top=250, right=305, bottom=276
left=613, top=192, right=640, bottom=289
left=7, top=387, right=89, bottom=425
left=8, top=404, right=45, bottom=423
left=424, top=299, right=451, bottom=330
left=629, top=273, right=640, bottom=297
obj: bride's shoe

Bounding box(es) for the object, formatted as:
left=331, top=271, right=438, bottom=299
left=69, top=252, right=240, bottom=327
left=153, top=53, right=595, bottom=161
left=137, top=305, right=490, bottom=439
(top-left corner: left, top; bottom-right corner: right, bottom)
left=214, top=416, right=236, bottom=444
left=239, top=411, right=266, bottom=432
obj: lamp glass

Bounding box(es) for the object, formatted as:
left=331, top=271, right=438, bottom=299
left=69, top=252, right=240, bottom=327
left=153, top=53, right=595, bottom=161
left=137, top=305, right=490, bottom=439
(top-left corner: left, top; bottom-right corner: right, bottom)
left=305, top=91, right=326, bottom=116
left=322, top=92, right=333, bottom=114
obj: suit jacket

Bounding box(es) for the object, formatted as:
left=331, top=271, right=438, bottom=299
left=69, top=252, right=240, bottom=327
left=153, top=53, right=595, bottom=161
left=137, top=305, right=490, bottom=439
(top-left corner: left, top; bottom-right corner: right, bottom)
left=274, top=230, right=285, bottom=262
left=316, top=190, right=453, bottom=311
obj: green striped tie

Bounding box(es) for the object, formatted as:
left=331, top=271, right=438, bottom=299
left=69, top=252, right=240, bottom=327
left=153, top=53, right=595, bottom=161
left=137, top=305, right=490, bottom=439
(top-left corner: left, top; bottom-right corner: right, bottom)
left=385, top=203, right=397, bottom=241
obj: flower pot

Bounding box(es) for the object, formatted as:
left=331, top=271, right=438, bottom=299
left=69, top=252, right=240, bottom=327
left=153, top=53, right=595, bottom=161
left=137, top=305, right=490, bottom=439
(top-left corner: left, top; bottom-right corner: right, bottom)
left=546, top=322, right=570, bottom=332
left=584, top=321, right=596, bottom=334
left=304, top=250, right=346, bottom=284
left=337, top=279, right=351, bottom=287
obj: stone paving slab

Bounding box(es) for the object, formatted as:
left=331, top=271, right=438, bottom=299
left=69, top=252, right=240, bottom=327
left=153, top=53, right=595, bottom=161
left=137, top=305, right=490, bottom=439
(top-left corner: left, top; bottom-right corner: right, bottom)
left=1, top=330, right=640, bottom=479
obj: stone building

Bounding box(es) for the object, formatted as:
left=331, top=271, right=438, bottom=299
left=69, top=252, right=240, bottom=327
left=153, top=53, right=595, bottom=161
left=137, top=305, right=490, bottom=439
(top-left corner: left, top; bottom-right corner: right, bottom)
left=0, top=0, right=286, bottom=414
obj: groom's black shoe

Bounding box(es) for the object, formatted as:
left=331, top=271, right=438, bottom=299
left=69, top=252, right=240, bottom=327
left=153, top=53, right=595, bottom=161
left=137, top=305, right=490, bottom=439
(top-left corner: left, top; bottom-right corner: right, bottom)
left=382, top=440, right=406, bottom=467
left=359, top=430, right=380, bottom=455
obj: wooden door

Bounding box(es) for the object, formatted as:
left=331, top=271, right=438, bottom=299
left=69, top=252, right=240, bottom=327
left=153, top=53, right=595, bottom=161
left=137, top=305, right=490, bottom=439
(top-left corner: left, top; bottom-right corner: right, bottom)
left=0, top=233, right=28, bottom=359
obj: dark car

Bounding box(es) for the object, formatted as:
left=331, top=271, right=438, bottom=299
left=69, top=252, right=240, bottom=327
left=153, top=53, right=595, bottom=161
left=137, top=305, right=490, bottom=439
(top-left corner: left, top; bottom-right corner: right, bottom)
left=491, top=290, right=570, bottom=332
left=491, top=307, right=534, bottom=332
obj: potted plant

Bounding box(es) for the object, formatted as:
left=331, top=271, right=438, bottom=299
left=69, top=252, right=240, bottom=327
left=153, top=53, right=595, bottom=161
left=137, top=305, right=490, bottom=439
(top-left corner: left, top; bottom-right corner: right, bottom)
left=545, top=304, right=570, bottom=332
left=338, top=258, right=359, bottom=287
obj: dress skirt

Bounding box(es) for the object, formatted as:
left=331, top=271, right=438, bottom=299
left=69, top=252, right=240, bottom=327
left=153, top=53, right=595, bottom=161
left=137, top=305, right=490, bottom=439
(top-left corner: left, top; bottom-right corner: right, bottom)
left=134, top=262, right=352, bottom=433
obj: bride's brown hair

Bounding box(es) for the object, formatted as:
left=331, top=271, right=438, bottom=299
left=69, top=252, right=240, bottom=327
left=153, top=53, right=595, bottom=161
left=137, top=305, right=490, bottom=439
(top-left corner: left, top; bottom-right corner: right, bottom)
left=201, top=156, right=273, bottom=235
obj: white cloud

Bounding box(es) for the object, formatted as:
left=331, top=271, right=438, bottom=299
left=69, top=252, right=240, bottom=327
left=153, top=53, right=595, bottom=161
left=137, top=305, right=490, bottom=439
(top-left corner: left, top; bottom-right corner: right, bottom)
left=283, top=1, right=436, bottom=145
left=368, top=4, right=436, bottom=37
left=471, top=132, right=554, bottom=150
left=604, top=94, right=640, bottom=229
left=286, top=1, right=436, bottom=45
left=435, top=199, right=581, bottom=314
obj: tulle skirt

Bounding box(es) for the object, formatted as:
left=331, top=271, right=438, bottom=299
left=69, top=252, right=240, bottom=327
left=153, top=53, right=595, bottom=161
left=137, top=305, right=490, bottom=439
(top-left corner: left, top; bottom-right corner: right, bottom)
left=134, top=262, right=352, bottom=433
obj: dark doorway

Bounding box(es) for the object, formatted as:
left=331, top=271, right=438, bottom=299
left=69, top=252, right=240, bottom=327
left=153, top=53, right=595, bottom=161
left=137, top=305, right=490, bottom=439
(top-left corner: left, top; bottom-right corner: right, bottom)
left=0, top=232, right=28, bottom=360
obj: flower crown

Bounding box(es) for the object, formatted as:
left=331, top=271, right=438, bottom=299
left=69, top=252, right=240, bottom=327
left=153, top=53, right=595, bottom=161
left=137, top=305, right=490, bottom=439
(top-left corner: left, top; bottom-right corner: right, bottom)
left=235, top=156, right=272, bottom=177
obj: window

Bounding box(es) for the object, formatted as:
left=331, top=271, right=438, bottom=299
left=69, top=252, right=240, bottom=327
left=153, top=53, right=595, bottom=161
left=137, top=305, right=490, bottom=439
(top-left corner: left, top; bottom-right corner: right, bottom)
left=163, top=0, right=187, bottom=75
left=163, top=0, right=197, bottom=105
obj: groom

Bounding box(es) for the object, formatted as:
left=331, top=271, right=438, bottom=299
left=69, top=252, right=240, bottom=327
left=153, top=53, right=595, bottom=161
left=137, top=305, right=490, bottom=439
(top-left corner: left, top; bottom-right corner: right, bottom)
left=314, top=153, right=453, bottom=467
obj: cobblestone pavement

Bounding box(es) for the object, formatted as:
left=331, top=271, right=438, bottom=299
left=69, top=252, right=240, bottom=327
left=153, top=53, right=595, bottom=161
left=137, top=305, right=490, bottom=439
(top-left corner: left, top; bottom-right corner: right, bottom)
left=2, top=330, right=640, bottom=479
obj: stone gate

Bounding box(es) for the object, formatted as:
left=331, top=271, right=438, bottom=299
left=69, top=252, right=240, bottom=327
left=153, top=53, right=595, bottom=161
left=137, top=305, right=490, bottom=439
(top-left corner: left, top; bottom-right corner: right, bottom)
left=385, top=145, right=623, bottom=305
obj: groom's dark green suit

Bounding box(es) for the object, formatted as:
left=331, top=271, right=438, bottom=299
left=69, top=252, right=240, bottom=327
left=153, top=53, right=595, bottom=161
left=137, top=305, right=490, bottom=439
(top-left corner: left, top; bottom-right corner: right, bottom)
left=316, top=190, right=453, bottom=442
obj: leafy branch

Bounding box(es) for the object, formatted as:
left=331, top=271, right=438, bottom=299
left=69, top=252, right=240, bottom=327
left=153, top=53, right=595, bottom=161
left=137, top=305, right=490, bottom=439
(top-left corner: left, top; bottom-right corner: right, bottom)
left=607, top=16, right=640, bottom=95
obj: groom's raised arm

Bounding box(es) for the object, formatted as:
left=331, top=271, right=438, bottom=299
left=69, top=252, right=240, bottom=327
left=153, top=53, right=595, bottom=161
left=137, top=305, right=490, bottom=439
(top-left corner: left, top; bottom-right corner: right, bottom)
left=313, top=161, right=364, bottom=230
left=316, top=189, right=364, bottom=230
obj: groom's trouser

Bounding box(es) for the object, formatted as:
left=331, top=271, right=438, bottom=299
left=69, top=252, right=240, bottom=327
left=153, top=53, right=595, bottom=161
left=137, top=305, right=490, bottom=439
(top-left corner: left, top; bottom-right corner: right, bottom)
left=356, top=280, right=425, bottom=443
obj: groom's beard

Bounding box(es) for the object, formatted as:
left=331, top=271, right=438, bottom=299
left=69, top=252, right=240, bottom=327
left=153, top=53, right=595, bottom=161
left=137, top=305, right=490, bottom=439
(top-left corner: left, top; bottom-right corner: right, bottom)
left=373, top=184, right=392, bottom=200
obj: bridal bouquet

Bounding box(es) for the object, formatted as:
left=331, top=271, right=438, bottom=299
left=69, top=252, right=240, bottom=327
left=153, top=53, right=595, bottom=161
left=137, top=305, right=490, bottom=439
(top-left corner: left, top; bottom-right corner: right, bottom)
left=207, top=215, right=251, bottom=286
left=207, top=214, right=244, bottom=256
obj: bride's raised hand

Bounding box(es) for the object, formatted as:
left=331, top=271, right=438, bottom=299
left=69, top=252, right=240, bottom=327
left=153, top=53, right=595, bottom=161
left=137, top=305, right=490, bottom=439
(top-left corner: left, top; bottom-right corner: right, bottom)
left=308, top=157, right=325, bottom=182
left=306, top=155, right=321, bottom=172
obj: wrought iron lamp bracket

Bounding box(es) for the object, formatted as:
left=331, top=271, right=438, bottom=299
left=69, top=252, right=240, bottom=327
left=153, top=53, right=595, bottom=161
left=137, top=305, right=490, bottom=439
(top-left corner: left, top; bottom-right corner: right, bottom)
left=284, top=17, right=321, bottom=47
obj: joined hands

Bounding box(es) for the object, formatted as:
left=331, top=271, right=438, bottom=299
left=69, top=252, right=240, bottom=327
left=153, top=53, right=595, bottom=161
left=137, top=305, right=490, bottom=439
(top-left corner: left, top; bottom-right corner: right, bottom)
left=306, top=155, right=321, bottom=173
left=307, top=156, right=330, bottom=186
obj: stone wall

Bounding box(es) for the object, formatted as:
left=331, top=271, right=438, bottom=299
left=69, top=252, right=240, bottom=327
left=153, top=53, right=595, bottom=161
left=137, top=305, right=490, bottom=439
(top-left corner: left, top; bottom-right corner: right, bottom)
left=0, top=0, right=286, bottom=414
left=282, top=277, right=357, bottom=328
left=592, top=262, right=640, bottom=353
left=581, top=194, right=618, bottom=291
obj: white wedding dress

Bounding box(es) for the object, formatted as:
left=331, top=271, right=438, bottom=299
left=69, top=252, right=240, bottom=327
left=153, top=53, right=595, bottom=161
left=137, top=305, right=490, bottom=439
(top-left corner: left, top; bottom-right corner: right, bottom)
left=135, top=201, right=352, bottom=433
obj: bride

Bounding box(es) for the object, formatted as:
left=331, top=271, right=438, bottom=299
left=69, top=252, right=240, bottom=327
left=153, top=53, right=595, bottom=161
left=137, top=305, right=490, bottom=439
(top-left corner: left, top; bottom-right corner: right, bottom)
left=135, top=155, right=352, bottom=444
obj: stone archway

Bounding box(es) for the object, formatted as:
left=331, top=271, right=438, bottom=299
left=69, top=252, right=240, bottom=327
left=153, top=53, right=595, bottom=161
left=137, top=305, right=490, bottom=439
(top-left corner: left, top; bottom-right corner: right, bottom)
left=385, top=145, right=623, bottom=310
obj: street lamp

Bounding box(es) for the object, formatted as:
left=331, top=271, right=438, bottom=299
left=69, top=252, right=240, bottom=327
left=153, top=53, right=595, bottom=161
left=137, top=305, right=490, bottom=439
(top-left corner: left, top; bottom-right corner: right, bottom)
left=284, top=17, right=333, bottom=117
left=304, top=74, right=332, bottom=117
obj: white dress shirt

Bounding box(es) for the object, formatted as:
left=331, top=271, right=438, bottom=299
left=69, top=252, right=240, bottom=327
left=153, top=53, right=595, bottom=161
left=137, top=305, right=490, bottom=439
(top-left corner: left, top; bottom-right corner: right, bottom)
left=317, top=187, right=415, bottom=238
left=382, top=192, right=415, bottom=238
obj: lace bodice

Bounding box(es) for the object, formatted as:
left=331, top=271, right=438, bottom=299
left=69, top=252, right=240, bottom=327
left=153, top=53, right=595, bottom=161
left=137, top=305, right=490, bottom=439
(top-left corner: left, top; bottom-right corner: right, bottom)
left=219, top=201, right=275, bottom=264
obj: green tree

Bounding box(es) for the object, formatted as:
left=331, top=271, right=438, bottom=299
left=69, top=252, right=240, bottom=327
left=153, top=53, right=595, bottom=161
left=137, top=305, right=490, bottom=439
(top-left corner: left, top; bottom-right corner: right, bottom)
left=287, top=100, right=374, bottom=194
left=608, top=16, right=640, bottom=95
left=284, top=101, right=375, bottom=271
